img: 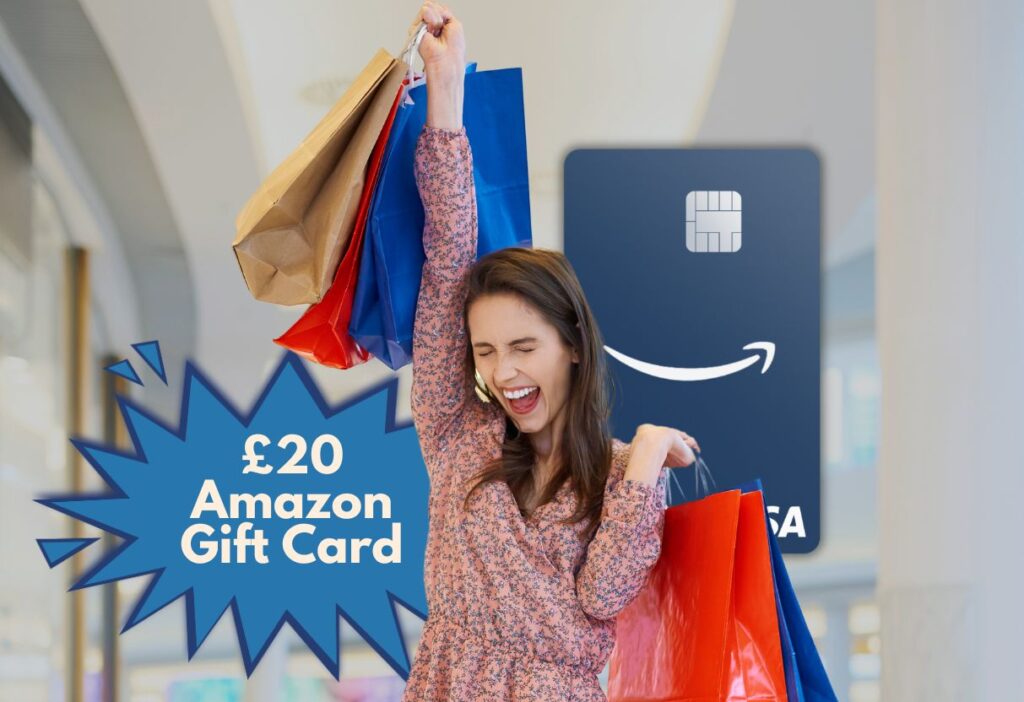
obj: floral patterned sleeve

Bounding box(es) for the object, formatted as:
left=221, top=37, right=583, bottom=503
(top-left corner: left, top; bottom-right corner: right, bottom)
left=410, top=125, right=479, bottom=468
left=575, top=447, right=670, bottom=621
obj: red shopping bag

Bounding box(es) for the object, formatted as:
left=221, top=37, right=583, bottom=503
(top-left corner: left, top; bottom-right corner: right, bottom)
left=607, top=489, right=788, bottom=702
left=274, top=83, right=404, bottom=368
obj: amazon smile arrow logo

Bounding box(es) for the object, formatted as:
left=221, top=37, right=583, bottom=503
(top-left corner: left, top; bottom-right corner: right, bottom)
left=603, top=342, right=776, bottom=381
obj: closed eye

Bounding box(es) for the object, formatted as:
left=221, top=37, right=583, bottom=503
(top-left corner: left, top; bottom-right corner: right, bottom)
left=476, top=348, right=534, bottom=357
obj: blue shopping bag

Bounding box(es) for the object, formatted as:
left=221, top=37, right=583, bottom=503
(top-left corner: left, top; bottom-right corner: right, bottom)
left=349, top=64, right=532, bottom=370
left=349, top=170, right=389, bottom=361
left=735, top=478, right=839, bottom=702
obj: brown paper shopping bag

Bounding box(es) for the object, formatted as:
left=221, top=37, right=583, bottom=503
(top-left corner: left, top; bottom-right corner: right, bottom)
left=232, top=49, right=407, bottom=305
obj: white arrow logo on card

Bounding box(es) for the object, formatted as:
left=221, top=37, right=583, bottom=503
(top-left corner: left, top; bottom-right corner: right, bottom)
left=603, top=341, right=775, bottom=381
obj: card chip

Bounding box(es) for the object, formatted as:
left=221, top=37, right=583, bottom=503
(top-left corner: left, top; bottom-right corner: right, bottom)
left=686, top=190, right=742, bottom=252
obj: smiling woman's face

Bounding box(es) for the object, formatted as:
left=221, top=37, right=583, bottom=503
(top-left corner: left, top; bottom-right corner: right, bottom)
left=467, top=292, right=579, bottom=438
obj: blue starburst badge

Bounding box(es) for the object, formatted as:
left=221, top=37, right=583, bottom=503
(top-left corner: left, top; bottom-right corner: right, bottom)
left=35, top=343, right=429, bottom=679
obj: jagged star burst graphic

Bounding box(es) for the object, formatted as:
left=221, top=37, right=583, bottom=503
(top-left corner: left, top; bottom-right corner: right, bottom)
left=36, top=348, right=429, bottom=679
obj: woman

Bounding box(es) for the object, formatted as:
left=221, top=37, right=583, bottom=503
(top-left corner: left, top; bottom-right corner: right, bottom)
left=404, top=3, right=701, bottom=700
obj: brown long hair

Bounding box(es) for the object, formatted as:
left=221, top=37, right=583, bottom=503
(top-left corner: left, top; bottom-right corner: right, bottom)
left=460, top=247, right=615, bottom=544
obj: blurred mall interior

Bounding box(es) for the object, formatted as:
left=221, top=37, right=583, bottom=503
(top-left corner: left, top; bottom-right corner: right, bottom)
left=0, top=1, right=1021, bottom=701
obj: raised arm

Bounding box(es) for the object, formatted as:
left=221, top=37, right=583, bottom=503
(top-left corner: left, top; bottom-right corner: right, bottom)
left=575, top=451, right=669, bottom=621
left=409, top=3, right=474, bottom=464
left=411, top=125, right=477, bottom=459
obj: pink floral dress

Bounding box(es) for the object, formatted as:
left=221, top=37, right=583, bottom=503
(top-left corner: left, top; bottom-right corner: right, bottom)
left=401, top=125, right=669, bottom=701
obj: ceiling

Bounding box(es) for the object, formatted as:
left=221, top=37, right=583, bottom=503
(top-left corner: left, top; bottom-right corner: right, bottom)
left=0, top=0, right=875, bottom=402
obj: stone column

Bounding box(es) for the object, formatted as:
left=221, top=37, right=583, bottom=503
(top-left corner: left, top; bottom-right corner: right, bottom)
left=876, top=0, right=1024, bottom=699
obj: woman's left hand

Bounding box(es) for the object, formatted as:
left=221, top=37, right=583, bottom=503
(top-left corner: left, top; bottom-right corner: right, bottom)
left=662, top=428, right=700, bottom=469
left=625, top=424, right=701, bottom=487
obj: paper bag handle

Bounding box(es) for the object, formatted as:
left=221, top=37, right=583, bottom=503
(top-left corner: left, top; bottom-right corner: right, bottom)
left=667, top=448, right=716, bottom=504
left=400, top=22, right=430, bottom=103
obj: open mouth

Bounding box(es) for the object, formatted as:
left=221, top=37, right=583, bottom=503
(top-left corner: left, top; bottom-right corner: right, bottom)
left=504, top=386, right=540, bottom=415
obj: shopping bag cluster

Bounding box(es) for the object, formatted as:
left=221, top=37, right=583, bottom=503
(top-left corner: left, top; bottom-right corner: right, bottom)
left=232, top=26, right=531, bottom=370
left=607, top=459, right=839, bottom=702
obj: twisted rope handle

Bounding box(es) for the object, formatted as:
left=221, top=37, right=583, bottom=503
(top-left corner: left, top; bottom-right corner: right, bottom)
left=667, top=450, right=717, bottom=503
left=398, top=22, right=430, bottom=104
